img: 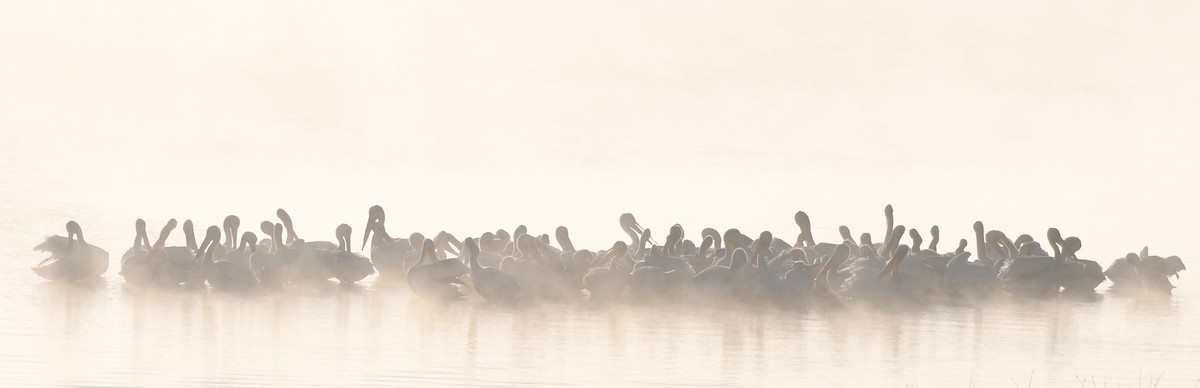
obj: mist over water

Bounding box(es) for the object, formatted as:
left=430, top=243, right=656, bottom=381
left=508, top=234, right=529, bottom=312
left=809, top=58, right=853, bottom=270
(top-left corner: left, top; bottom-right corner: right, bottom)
left=3, top=0, right=1200, bottom=386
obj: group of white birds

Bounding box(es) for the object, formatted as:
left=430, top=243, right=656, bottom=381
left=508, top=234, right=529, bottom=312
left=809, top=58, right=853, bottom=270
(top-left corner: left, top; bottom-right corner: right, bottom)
left=32, top=205, right=1186, bottom=307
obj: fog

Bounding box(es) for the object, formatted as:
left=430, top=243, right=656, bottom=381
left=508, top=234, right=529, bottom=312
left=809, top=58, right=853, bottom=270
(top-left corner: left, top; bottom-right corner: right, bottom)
left=2, top=1, right=1199, bottom=386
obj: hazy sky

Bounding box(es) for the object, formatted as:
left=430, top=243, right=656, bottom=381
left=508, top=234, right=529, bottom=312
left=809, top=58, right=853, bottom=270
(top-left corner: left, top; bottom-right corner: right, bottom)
left=1, top=1, right=1198, bottom=252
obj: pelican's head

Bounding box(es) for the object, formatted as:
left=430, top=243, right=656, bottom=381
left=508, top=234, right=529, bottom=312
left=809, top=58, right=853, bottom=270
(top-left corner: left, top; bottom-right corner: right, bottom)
left=794, top=211, right=810, bottom=230
left=419, top=238, right=437, bottom=265
left=909, top=229, right=922, bottom=250
left=1047, top=228, right=1063, bottom=245
left=154, top=219, right=178, bottom=248
left=555, top=226, right=574, bottom=252
left=1125, top=252, right=1141, bottom=266
left=223, top=215, right=241, bottom=246
left=514, top=234, right=538, bottom=258
left=464, top=237, right=480, bottom=258
left=619, top=213, right=646, bottom=239
left=1061, top=237, right=1082, bottom=257
left=66, top=220, right=84, bottom=243
left=723, top=228, right=741, bottom=251
left=135, top=219, right=150, bottom=248
left=669, top=224, right=684, bottom=240
left=336, top=223, right=352, bottom=251
left=362, top=206, right=384, bottom=249
left=605, top=240, right=629, bottom=264
left=368, top=205, right=385, bottom=223
left=197, top=225, right=222, bottom=260
left=839, top=225, right=853, bottom=243
left=240, top=232, right=258, bottom=252
left=755, top=231, right=773, bottom=251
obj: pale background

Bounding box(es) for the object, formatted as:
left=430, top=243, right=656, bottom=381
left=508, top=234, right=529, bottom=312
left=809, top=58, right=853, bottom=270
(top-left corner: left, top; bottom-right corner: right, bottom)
left=1, top=1, right=1198, bottom=386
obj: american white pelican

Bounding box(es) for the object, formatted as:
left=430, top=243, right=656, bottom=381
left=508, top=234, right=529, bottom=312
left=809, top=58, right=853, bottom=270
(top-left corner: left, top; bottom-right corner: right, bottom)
left=407, top=238, right=468, bottom=302
left=32, top=221, right=109, bottom=282
left=584, top=241, right=632, bottom=302
left=462, top=237, right=521, bottom=304
left=278, top=208, right=336, bottom=282
left=217, top=215, right=240, bottom=260
left=121, top=219, right=179, bottom=286
left=688, top=247, right=748, bottom=301
left=361, top=206, right=418, bottom=279
left=197, top=226, right=258, bottom=291
left=222, top=231, right=257, bottom=269
left=118, top=219, right=155, bottom=285
left=1104, top=247, right=1186, bottom=294
left=160, top=220, right=205, bottom=287
left=826, top=244, right=913, bottom=304
left=996, top=229, right=1075, bottom=298
left=1051, top=231, right=1105, bottom=293
left=331, top=224, right=375, bottom=284
left=249, top=223, right=300, bottom=288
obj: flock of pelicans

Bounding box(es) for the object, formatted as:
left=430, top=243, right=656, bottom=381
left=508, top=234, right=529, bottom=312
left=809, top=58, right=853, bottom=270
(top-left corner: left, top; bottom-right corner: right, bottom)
left=31, top=205, right=1187, bottom=307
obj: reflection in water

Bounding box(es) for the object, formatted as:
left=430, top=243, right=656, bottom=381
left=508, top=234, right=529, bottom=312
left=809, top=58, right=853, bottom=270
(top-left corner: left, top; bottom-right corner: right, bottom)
left=1, top=278, right=1198, bottom=386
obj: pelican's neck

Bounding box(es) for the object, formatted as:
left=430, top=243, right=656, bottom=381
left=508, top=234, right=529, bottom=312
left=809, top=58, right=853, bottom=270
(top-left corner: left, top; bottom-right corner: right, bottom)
left=974, top=225, right=987, bottom=262
left=623, top=225, right=639, bottom=248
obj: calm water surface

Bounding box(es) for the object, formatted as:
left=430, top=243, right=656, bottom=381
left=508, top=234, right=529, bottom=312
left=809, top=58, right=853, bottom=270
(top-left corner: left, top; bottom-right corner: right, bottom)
left=1, top=194, right=1196, bottom=387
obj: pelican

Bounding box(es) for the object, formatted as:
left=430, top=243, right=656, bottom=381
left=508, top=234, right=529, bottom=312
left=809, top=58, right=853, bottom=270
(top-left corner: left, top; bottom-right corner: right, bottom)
left=249, top=223, right=301, bottom=288
left=462, top=237, right=521, bottom=304
left=504, top=234, right=573, bottom=301
left=688, top=247, right=748, bottom=302
left=584, top=241, right=632, bottom=302
left=197, top=226, right=258, bottom=291
left=361, top=206, right=418, bottom=279
left=1105, top=247, right=1186, bottom=294
left=121, top=219, right=178, bottom=286
left=216, top=215, right=241, bottom=261
left=1053, top=231, right=1106, bottom=293
left=222, top=231, right=258, bottom=269
left=278, top=208, right=336, bottom=282
left=996, top=229, right=1076, bottom=298
left=331, top=224, right=375, bottom=284
left=256, top=221, right=276, bottom=254
left=161, top=219, right=205, bottom=287
left=826, top=245, right=913, bottom=305
left=407, top=238, right=469, bottom=302
left=32, top=221, right=109, bottom=282
left=777, top=244, right=848, bottom=307
left=118, top=219, right=154, bottom=285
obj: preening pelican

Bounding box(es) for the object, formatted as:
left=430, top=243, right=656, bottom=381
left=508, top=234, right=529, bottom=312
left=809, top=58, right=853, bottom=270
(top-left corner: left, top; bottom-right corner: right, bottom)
left=33, top=221, right=109, bottom=282
left=584, top=241, right=632, bottom=302
left=197, top=226, right=258, bottom=291
left=118, top=219, right=154, bottom=285
left=331, top=224, right=375, bottom=284
left=407, top=238, right=468, bottom=302
left=161, top=219, right=205, bottom=287
left=463, top=237, right=521, bottom=304
left=249, top=223, right=300, bottom=288
left=121, top=219, right=178, bottom=286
